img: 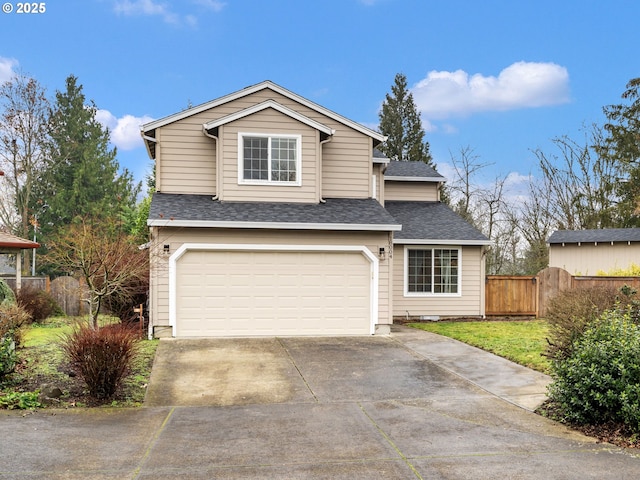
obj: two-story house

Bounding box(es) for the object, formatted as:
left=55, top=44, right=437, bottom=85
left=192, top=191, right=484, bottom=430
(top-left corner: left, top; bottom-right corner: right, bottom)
left=142, top=81, right=490, bottom=338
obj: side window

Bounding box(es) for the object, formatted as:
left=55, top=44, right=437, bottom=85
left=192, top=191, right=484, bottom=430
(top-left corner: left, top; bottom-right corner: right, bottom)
left=406, top=247, right=460, bottom=295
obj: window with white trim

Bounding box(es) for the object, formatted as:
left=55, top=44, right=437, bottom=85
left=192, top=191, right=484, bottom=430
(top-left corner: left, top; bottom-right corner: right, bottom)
left=239, top=133, right=301, bottom=184
left=406, top=247, right=460, bottom=295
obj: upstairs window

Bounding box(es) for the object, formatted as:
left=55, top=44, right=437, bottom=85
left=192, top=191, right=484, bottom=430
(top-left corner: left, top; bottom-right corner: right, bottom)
left=239, top=133, right=301, bottom=185
left=406, top=247, right=460, bottom=295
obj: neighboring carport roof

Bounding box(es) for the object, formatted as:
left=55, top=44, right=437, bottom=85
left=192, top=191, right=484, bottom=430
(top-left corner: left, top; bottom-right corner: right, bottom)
left=0, top=231, right=39, bottom=250
left=385, top=201, right=491, bottom=245
left=148, top=193, right=401, bottom=231
left=384, top=161, right=445, bottom=182
left=548, top=228, right=640, bottom=244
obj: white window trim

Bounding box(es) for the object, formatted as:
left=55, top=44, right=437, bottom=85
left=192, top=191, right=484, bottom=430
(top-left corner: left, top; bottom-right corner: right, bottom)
left=237, top=132, right=302, bottom=186
left=403, top=245, right=462, bottom=297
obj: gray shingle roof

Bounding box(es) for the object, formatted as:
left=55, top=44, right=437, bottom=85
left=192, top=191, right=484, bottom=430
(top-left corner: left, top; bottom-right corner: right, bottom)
left=149, top=193, right=401, bottom=229
left=385, top=201, right=490, bottom=244
left=548, top=228, right=640, bottom=244
left=384, top=160, right=444, bottom=180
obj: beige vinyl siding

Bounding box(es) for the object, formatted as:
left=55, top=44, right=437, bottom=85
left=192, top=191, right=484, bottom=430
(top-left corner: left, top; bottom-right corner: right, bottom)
left=322, top=134, right=371, bottom=198
left=549, top=242, right=640, bottom=275
left=220, top=110, right=318, bottom=203
left=155, top=117, right=217, bottom=195
left=154, top=87, right=372, bottom=199
left=392, top=245, right=485, bottom=317
left=373, top=163, right=383, bottom=202
left=384, top=181, right=439, bottom=202
left=149, top=228, right=392, bottom=334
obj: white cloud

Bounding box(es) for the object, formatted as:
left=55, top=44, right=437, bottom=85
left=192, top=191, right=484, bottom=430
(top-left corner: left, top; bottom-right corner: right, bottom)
left=0, top=57, right=18, bottom=84
left=192, top=0, right=226, bottom=12
left=96, top=109, right=155, bottom=151
left=114, top=0, right=182, bottom=24
left=113, top=0, right=224, bottom=25
left=411, top=61, right=570, bottom=119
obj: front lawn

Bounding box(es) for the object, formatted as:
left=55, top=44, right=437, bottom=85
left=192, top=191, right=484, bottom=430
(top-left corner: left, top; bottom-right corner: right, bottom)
left=1, top=316, right=158, bottom=409
left=409, top=319, right=550, bottom=373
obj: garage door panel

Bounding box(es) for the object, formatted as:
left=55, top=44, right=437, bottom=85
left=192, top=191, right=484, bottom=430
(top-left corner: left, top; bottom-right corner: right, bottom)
left=175, top=249, right=372, bottom=337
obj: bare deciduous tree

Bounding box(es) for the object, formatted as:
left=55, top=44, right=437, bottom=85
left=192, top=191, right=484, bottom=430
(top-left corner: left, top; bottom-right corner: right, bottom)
left=533, top=124, right=620, bottom=230
left=0, top=74, right=49, bottom=273
left=45, top=219, right=149, bottom=328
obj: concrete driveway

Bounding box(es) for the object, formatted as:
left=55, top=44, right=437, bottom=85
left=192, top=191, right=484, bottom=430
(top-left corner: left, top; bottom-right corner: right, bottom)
left=1, top=326, right=639, bottom=479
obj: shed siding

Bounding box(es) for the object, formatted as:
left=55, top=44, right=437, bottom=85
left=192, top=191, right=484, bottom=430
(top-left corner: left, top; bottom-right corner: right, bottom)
left=549, top=242, right=640, bottom=275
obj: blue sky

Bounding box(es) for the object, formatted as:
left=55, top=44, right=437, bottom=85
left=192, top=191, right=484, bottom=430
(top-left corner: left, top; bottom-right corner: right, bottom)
left=1, top=0, right=639, bottom=193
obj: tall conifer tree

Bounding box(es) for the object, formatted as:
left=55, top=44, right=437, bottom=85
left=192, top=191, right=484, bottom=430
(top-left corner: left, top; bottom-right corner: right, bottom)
left=33, top=75, right=140, bottom=242
left=378, top=73, right=433, bottom=165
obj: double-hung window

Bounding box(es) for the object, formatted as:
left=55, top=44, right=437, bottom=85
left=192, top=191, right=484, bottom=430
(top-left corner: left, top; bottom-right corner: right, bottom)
left=239, top=133, right=301, bottom=185
left=406, top=247, right=460, bottom=295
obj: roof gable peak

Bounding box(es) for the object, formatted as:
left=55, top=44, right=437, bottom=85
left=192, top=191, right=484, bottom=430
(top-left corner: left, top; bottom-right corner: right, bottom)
left=141, top=80, right=385, bottom=142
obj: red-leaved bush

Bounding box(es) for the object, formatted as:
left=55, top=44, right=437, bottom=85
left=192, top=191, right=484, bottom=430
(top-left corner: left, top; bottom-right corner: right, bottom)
left=61, top=323, right=140, bottom=399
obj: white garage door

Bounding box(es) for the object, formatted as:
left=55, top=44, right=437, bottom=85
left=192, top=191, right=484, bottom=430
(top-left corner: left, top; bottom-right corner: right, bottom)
left=174, top=248, right=373, bottom=337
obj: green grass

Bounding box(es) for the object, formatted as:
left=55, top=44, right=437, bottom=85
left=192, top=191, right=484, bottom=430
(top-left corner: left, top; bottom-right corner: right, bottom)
left=2, top=316, right=158, bottom=408
left=409, top=320, right=551, bottom=373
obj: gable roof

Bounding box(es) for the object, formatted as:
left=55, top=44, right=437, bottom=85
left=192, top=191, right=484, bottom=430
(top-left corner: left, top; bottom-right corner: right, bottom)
left=384, top=161, right=445, bottom=182
left=548, top=228, right=640, bottom=245
left=148, top=193, right=401, bottom=231
left=141, top=80, right=385, bottom=142
left=385, top=201, right=490, bottom=245
left=0, top=231, right=40, bottom=250
left=203, top=99, right=335, bottom=136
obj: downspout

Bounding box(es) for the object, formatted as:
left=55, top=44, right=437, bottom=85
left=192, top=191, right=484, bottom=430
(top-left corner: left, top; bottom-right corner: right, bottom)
left=318, top=133, right=333, bottom=204
left=202, top=127, right=220, bottom=201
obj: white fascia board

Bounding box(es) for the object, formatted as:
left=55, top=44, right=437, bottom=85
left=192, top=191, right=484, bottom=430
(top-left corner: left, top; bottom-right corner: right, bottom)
left=394, top=238, right=493, bottom=246
left=372, top=157, right=390, bottom=164
left=148, top=219, right=402, bottom=231
left=141, top=80, right=385, bottom=142
left=384, top=176, right=445, bottom=182
left=204, top=100, right=334, bottom=136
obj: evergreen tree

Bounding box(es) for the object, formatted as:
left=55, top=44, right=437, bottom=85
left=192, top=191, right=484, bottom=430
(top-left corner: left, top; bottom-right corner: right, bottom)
left=602, top=77, right=640, bottom=225
left=33, top=75, right=140, bottom=245
left=378, top=73, right=433, bottom=165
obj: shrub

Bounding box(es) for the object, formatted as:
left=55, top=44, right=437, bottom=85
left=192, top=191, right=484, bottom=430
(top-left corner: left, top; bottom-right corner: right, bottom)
left=0, top=303, right=31, bottom=346
left=0, top=335, right=16, bottom=378
left=0, top=279, right=15, bottom=306
left=61, top=323, right=140, bottom=399
left=0, top=391, right=41, bottom=410
left=548, top=309, right=640, bottom=433
left=545, top=286, right=626, bottom=361
left=0, top=303, right=29, bottom=378
left=16, top=286, right=63, bottom=323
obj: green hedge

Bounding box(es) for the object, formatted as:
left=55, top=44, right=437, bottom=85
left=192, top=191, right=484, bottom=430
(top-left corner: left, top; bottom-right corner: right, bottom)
left=548, top=309, right=640, bottom=433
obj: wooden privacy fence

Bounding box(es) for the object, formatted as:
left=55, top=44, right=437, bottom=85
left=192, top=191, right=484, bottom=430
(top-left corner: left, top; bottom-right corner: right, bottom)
left=485, top=275, right=538, bottom=316
left=0, top=276, right=49, bottom=293
left=486, top=267, right=640, bottom=318
left=50, top=276, right=88, bottom=317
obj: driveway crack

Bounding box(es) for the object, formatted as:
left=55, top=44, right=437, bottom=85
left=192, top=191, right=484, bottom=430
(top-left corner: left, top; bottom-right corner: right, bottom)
left=358, top=402, right=424, bottom=480
left=276, top=337, right=319, bottom=403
